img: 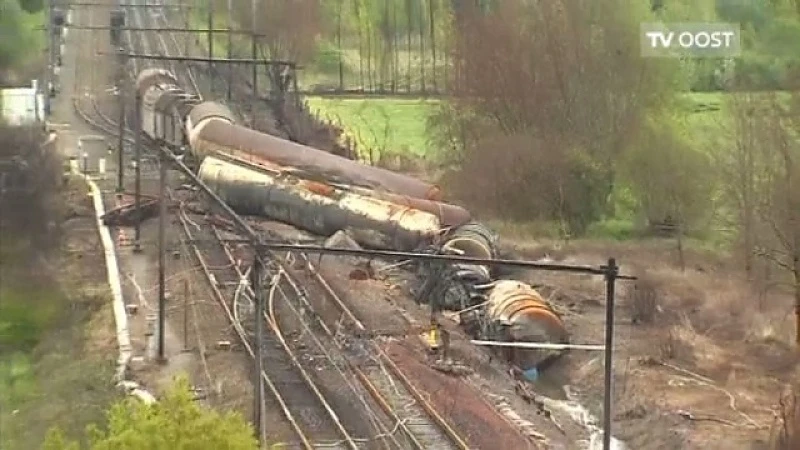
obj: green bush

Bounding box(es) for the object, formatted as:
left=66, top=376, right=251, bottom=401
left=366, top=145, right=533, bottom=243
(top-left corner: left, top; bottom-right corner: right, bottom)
left=586, top=218, right=638, bottom=241
left=42, top=376, right=260, bottom=450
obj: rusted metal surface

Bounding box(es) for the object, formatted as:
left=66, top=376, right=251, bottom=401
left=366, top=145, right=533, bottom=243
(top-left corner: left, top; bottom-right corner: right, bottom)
left=343, top=185, right=471, bottom=228
left=442, top=222, right=498, bottom=259
left=206, top=151, right=470, bottom=228
left=381, top=340, right=539, bottom=450
left=483, top=280, right=569, bottom=372
left=187, top=110, right=442, bottom=200
left=197, top=156, right=444, bottom=251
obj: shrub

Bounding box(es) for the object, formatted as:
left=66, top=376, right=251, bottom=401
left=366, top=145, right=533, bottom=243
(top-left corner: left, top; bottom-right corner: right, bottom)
left=41, top=376, right=260, bottom=450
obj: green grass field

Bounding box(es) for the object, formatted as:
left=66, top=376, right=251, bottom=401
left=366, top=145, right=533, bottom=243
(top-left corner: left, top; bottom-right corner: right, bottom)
left=305, top=92, right=733, bottom=160
left=305, top=96, right=439, bottom=158
left=304, top=91, right=747, bottom=243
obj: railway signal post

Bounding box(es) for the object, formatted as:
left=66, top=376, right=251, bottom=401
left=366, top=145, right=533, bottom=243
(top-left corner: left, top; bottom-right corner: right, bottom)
left=207, top=0, right=214, bottom=93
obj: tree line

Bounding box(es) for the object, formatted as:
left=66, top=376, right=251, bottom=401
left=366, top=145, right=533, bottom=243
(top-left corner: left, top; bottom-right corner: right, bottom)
left=218, top=0, right=800, bottom=93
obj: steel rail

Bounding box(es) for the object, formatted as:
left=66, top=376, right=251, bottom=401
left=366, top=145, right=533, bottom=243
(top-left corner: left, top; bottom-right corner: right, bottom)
left=281, top=256, right=455, bottom=450
left=73, top=94, right=469, bottom=450
left=210, top=209, right=468, bottom=450
left=129, top=1, right=153, bottom=70
left=74, top=80, right=340, bottom=450
left=208, top=226, right=375, bottom=450
left=213, top=230, right=408, bottom=450
left=294, top=253, right=472, bottom=450
left=176, top=211, right=317, bottom=450
left=74, top=18, right=466, bottom=447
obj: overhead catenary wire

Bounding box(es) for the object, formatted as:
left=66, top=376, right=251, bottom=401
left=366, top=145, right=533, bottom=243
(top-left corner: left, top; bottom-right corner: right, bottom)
left=470, top=340, right=606, bottom=351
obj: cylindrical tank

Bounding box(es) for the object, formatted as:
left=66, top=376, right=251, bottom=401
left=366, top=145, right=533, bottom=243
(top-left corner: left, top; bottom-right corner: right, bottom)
left=441, top=222, right=498, bottom=259
left=483, top=280, right=568, bottom=373
left=342, top=184, right=471, bottom=228
left=185, top=101, right=236, bottom=132
left=203, top=152, right=471, bottom=228
left=439, top=222, right=499, bottom=293
left=197, top=156, right=444, bottom=251
left=186, top=106, right=442, bottom=200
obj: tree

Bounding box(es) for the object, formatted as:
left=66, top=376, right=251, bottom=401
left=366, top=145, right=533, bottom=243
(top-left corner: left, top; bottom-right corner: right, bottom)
left=622, top=114, right=715, bottom=268
left=17, top=0, right=43, bottom=13
left=754, top=92, right=800, bottom=343
left=230, top=0, right=321, bottom=93
left=41, top=377, right=259, bottom=450
left=720, top=89, right=800, bottom=341
left=0, top=0, right=43, bottom=81
left=431, top=0, right=682, bottom=233
left=716, top=93, right=776, bottom=278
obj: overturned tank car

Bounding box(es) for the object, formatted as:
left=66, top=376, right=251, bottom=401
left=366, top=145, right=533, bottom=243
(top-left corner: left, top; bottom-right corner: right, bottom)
left=198, top=156, right=445, bottom=251
left=415, top=225, right=569, bottom=374
left=475, top=280, right=568, bottom=377
left=185, top=101, right=442, bottom=200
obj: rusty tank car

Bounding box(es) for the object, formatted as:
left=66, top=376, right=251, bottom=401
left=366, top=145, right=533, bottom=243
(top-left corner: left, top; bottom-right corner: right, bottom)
left=209, top=149, right=472, bottom=229
left=480, top=280, right=568, bottom=376
left=198, top=156, right=445, bottom=251
left=185, top=101, right=442, bottom=200
left=135, top=68, right=195, bottom=148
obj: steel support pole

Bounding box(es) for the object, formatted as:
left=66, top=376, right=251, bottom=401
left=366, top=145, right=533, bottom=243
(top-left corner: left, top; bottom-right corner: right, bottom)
left=116, top=49, right=126, bottom=193
left=337, top=0, right=343, bottom=91
left=157, top=151, right=167, bottom=363
left=183, top=278, right=189, bottom=351
left=251, top=0, right=257, bottom=128
left=602, top=257, right=618, bottom=450
left=207, top=0, right=214, bottom=89
left=133, top=91, right=142, bottom=253
left=227, top=0, right=233, bottom=101
left=252, top=257, right=265, bottom=447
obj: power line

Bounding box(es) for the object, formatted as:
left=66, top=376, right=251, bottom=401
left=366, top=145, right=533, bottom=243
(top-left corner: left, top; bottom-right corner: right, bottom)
left=54, top=25, right=268, bottom=36
left=95, top=51, right=299, bottom=67
left=53, top=2, right=193, bottom=8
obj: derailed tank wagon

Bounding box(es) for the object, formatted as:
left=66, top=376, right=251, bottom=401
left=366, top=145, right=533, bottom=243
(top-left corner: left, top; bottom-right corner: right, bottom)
left=185, top=102, right=443, bottom=201
left=198, top=156, right=444, bottom=251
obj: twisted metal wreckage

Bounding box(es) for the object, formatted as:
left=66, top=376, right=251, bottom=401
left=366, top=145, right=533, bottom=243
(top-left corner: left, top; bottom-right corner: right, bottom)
left=134, top=67, right=571, bottom=376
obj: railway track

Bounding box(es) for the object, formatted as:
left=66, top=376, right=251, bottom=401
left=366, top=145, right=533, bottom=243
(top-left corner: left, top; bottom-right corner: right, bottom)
left=69, top=3, right=484, bottom=448
left=71, top=65, right=476, bottom=450
left=210, top=219, right=471, bottom=450
left=280, top=255, right=470, bottom=450
left=177, top=207, right=388, bottom=449
left=194, top=212, right=468, bottom=448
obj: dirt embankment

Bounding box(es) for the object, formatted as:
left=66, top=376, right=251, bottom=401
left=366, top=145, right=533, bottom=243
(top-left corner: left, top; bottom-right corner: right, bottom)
left=497, top=237, right=796, bottom=449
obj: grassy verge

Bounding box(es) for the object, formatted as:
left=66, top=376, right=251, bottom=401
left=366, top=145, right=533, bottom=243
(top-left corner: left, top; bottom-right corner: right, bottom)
left=0, top=177, right=119, bottom=449
left=305, top=96, right=438, bottom=159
